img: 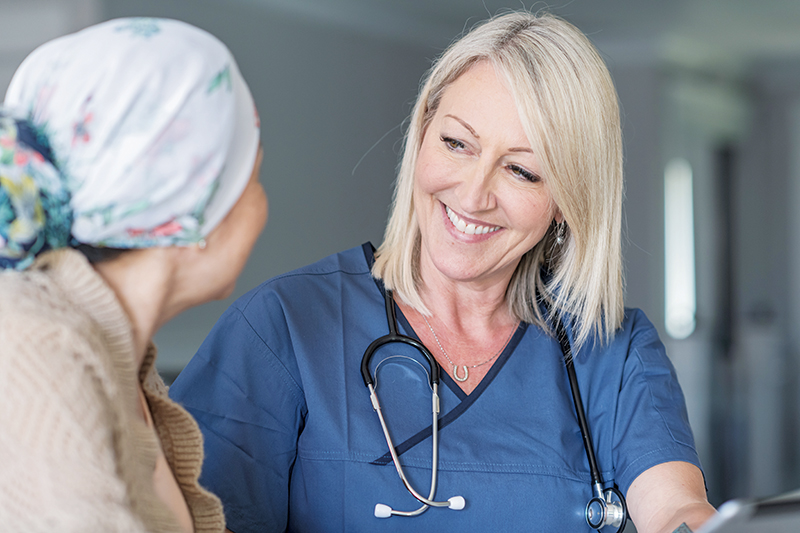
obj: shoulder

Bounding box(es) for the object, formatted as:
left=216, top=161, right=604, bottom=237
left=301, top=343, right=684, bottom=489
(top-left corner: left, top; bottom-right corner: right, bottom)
left=231, top=244, right=376, bottom=318
left=569, top=308, right=661, bottom=365
left=571, top=308, right=676, bottom=398
left=0, top=270, right=119, bottom=461
left=0, top=257, right=121, bottom=409
left=620, top=308, right=661, bottom=346
left=0, top=266, right=97, bottom=352
left=184, top=244, right=380, bottom=390
left=587, top=308, right=662, bottom=357
left=613, top=308, right=674, bottom=370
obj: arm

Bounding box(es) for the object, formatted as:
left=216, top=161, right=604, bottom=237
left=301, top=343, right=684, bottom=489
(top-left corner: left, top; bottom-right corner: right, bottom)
left=627, top=461, right=716, bottom=533
left=609, top=311, right=716, bottom=533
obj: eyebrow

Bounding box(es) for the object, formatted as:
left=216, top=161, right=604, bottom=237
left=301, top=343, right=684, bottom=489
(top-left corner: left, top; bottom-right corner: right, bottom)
left=443, top=114, right=534, bottom=154
left=444, top=114, right=479, bottom=139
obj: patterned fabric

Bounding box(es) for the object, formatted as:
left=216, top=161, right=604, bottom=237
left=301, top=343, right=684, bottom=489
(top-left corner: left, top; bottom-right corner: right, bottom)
left=2, top=17, right=259, bottom=260
left=672, top=524, right=693, bottom=533
left=0, top=111, right=71, bottom=269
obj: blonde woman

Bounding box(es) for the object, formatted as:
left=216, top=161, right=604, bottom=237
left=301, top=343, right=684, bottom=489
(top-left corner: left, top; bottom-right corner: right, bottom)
left=171, top=12, right=714, bottom=533
left=0, top=18, right=265, bottom=532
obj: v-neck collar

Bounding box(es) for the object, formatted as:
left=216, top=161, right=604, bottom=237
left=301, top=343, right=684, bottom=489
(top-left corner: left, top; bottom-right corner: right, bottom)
left=362, top=242, right=528, bottom=464
left=393, top=307, right=526, bottom=401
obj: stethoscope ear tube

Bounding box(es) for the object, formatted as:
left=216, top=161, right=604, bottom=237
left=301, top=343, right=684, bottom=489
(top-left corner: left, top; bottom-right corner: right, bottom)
left=361, top=290, right=440, bottom=388
left=362, top=290, right=460, bottom=518
left=360, top=334, right=440, bottom=388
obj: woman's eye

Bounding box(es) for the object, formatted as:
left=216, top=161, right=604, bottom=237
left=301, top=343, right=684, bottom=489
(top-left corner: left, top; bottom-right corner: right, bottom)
left=509, top=164, right=540, bottom=183
left=441, top=136, right=465, bottom=151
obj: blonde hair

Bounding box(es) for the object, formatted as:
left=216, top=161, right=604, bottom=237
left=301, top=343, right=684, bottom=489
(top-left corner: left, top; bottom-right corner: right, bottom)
left=372, top=11, right=624, bottom=351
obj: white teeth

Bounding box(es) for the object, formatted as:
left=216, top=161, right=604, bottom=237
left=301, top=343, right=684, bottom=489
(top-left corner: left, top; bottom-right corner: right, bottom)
left=445, top=206, right=500, bottom=236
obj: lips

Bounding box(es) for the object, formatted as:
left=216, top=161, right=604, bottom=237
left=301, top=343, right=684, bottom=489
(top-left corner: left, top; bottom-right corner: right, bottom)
left=445, top=205, right=501, bottom=235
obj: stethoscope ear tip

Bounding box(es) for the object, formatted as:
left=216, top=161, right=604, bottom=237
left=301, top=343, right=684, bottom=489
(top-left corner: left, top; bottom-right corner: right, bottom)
left=374, top=503, right=393, bottom=518
left=448, top=496, right=466, bottom=510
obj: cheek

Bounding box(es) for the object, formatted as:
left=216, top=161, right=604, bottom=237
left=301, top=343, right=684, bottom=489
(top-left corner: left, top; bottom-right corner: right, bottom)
left=511, top=192, right=556, bottom=237
left=254, top=188, right=268, bottom=234
left=241, top=193, right=267, bottom=253
left=224, top=184, right=268, bottom=260
left=414, top=146, right=438, bottom=195
left=414, top=135, right=463, bottom=193
left=416, top=159, right=460, bottom=204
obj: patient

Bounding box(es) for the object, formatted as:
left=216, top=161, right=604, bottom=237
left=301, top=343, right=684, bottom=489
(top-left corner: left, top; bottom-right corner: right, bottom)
left=0, top=18, right=265, bottom=532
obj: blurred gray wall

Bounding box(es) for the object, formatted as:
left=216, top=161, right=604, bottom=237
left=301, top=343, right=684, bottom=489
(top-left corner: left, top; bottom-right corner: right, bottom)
left=0, top=0, right=101, bottom=93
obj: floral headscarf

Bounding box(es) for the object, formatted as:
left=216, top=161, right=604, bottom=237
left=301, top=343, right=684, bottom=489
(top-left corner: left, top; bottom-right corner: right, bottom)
left=1, top=17, right=259, bottom=269
left=0, top=111, right=71, bottom=269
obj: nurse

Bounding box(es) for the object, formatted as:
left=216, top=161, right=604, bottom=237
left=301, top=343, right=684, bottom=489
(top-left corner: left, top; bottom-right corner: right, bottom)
left=170, top=11, right=715, bottom=532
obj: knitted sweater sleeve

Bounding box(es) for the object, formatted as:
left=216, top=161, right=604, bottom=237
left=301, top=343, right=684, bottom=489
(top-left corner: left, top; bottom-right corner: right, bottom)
left=0, top=318, right=149, bottom=532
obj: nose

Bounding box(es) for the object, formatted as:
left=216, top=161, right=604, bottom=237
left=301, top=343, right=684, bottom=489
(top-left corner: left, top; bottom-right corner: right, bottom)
left=456, top=160, right=496, bottom=214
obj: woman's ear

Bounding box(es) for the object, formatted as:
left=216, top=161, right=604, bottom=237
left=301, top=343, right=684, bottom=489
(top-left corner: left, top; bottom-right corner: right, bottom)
left=554, top=209, right=565, bottom=225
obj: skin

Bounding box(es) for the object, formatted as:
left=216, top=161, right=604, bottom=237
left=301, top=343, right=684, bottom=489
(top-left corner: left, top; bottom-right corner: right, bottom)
left=94, top=148, right=267, bottom=533
left=627, top=462, right=716, bottom=532
left=398, top=61, right=716, bottom=532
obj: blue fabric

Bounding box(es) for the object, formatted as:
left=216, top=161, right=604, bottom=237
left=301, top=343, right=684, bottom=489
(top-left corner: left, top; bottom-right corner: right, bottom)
left=170, top=243, right=702, bottom=532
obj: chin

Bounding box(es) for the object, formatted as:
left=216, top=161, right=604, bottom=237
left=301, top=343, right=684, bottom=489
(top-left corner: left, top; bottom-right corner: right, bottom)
left=206, top=281, right=236, bottom=302
left=431, top=255, right=489, bottom=282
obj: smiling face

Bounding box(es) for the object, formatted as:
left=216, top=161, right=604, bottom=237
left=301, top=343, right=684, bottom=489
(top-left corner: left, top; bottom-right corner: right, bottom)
left=413, top=60, right=560, bottom=291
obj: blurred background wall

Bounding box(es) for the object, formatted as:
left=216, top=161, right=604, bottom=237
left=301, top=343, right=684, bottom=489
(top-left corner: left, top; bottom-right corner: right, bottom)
left=3, top=0, right=800, bottom=510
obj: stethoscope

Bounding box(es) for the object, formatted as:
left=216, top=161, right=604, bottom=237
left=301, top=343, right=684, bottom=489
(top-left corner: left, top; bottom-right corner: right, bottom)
left=360, top=289, right=628, bottom=531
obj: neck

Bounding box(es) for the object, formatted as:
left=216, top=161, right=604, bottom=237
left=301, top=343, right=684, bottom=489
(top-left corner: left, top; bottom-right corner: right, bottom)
left=416, top=253, right=517, bottom=330
left=92, top=248, right=179, bottom=368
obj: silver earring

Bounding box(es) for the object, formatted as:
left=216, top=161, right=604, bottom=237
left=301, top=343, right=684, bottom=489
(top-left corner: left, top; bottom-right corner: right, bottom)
left=555, top=222, right=566, bottom=245
left=197, top=238, right=207, bottom=250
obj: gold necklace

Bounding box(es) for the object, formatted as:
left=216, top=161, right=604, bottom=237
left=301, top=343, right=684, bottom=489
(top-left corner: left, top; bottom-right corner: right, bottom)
left=421, top=315, right=517, bottom=382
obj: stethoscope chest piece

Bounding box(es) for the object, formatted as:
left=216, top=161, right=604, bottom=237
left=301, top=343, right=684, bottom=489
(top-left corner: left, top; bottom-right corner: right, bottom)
left=586, top=485, right=627, bottom=532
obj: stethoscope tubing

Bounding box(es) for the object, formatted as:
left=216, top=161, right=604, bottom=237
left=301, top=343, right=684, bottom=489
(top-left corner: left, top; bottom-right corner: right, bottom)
left=367, top=381, right=443, bottom=513
left=554, top=318, right=604, bottom=493
left=362, top=290, right=461, bottom=517
left=361, top=289, right=440, bottom=389
left=553, top=310, right=627, bottom=531
left=362, top=289, right=626, bottom=530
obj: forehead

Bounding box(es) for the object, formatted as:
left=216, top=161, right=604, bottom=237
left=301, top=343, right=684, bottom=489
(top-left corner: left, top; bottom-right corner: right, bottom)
left=434, top=61, right=531, bottom=145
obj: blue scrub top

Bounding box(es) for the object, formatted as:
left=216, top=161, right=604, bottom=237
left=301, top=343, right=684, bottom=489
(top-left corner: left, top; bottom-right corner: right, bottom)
left=169, top=244, right=702, bottom=532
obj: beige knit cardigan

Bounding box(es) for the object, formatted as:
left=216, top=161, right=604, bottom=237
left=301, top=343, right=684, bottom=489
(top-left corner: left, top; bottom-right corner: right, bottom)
left=0, top=249, right=225, bottom=532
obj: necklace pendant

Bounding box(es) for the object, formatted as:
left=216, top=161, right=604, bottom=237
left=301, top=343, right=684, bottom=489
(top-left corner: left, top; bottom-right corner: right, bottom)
left=453, top=364, right=469, bottom=382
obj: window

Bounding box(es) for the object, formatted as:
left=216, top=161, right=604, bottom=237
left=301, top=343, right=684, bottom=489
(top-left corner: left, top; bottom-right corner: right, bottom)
left=665, top=157, right=696, bottom=339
